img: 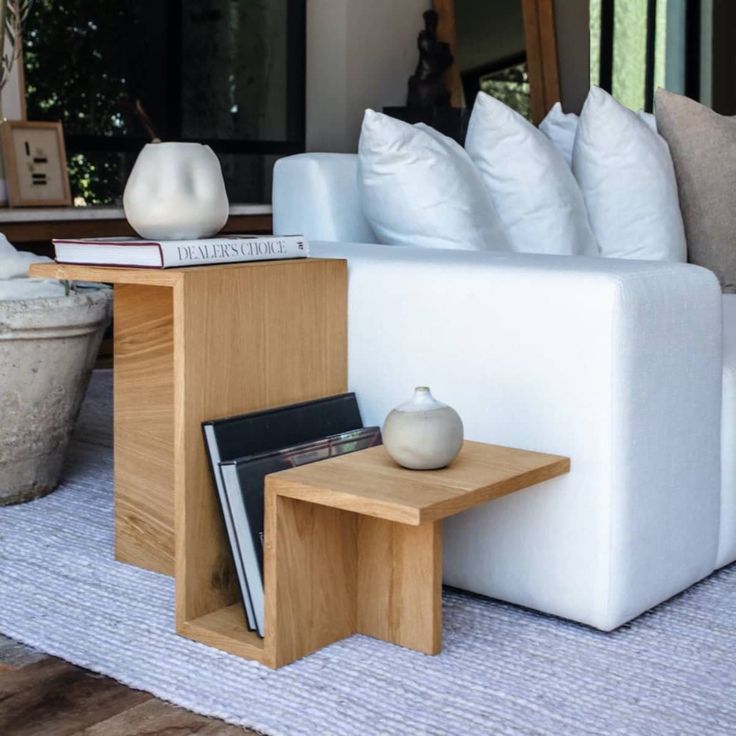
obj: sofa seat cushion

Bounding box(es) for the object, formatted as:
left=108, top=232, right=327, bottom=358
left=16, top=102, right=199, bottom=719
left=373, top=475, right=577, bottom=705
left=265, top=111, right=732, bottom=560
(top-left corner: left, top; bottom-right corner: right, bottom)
left=719, top=294, right=736, bottom=566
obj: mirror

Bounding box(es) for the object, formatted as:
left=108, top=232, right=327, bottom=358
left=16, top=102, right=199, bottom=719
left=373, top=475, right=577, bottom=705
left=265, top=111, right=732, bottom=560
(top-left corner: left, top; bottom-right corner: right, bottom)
left=455, top=1, right=528, bottom=116
left=434, top=0, right=561, bottom=124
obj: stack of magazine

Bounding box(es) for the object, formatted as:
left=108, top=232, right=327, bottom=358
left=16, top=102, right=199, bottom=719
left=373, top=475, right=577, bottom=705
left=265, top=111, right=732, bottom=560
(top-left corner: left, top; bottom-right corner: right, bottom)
left=203, top=394, right=381, bottom=638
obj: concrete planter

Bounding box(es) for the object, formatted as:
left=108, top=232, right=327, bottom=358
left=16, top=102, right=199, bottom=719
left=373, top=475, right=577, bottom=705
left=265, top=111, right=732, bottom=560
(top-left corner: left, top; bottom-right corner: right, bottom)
left=0, top=289, right=112, bottom=505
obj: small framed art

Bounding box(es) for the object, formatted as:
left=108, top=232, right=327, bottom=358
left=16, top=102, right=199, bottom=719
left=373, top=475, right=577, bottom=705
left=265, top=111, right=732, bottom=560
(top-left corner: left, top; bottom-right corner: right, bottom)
left=0, top=120, right=72, bottom=207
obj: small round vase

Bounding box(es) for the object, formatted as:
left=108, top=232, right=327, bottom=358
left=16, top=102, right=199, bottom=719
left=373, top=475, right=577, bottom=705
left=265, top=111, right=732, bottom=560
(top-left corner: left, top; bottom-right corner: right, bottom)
left=123, top=142, right=229, bottom=240
left=382, top=387, right=464, bottom=470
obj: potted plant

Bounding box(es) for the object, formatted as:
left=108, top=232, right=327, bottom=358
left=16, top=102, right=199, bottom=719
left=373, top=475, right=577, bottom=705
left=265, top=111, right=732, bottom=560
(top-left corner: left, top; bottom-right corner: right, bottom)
left=0, top=236, right=112, bottom=505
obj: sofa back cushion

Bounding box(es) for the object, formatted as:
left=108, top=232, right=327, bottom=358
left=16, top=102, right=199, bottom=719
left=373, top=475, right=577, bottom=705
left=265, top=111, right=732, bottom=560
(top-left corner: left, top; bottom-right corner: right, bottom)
left=572, top=87, right=686, bottom=262
left=540, top=102, right=657, bottom=165
left=539, top=102, right=578, bottom=166
left=466, top=92, right=598, bottom=256
left=655, top=88, right=736, bottom=292
left=357, top=110, right=511, bottom=251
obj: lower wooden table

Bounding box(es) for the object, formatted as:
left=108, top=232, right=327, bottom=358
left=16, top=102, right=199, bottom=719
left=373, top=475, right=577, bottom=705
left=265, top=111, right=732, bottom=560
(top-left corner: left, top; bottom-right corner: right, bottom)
left=193, top=440, right=569, bottom=669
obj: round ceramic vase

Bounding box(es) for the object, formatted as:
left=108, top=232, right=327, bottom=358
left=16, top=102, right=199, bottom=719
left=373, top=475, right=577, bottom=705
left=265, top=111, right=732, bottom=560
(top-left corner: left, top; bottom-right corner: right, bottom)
left=123, top=142, right=229, bottom=240
left=382, top=387, right=464, bottom=470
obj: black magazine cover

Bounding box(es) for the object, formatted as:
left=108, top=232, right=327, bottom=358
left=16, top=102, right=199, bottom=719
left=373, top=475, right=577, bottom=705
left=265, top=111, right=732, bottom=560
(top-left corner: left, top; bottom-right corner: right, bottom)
left=220, top=426, right=382, bottom=637
left=202, top=393, right=364, bottom=629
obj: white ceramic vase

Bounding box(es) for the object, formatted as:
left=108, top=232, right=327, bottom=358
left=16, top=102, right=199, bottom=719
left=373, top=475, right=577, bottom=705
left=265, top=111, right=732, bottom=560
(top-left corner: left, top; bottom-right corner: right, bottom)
left=382, top=387, right=464, bottom=470
left=123, top=142, right=229, bottom=240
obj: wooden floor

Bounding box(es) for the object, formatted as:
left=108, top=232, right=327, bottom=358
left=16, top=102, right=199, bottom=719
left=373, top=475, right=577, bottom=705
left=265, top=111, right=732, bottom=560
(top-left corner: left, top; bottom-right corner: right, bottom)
left=0, top=635, right=259, bottom=735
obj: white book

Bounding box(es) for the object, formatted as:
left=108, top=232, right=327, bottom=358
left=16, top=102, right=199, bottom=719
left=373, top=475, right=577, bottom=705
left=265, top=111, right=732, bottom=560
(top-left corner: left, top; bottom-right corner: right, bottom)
left=202, top=424, right=257, bottom=631
left=219, top=462, right=266, bottom=638
left=52, top=234, right=309, bottom=268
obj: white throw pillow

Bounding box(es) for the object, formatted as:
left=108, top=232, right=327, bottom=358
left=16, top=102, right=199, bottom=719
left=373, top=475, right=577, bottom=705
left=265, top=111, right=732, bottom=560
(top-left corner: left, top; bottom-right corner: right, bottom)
left=541, top=102, right=657, bottom=164
left=638, top=111, right=657, bottom=131
left=572, top=87, right=686, bottom=262
left=357, top=110, right=510, bottom=251
left=539, top=102, right=577, bottom=166
left=465, top=92, right=598, bottom=256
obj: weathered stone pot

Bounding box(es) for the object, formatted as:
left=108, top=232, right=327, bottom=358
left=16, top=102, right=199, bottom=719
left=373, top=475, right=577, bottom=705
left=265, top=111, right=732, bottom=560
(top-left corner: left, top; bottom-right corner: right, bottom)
left=0, top=289, right=112, bottom=505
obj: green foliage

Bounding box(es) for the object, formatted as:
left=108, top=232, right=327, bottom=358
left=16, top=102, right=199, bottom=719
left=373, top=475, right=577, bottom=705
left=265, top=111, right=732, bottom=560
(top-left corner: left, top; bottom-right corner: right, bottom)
left=22, top=0, right=142, bottom=203
left=589, top=0, right=669, bottom=112
left=480, top=62, right=531, bottom=121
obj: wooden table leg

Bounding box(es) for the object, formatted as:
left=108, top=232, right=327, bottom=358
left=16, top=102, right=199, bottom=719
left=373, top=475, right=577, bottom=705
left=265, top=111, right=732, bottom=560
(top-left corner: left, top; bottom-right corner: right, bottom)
left=265, top=482, right=443, bottom=667
left=266, top=494, right=358, bottom=668
left=357, top=517, right=442, bottom=655
left=114, top=284, right=175, bottom=576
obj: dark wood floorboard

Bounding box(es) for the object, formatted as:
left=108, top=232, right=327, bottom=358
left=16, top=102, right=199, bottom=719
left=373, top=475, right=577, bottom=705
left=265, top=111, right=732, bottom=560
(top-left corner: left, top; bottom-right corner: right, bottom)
left=0, top=635, right=259, bottom=736
left=0, top=636, right=45, bottom=672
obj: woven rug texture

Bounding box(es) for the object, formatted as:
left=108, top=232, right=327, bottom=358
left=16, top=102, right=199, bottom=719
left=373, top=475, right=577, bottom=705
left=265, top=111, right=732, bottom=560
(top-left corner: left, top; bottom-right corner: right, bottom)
left=0, top=371, right=735, bottom=736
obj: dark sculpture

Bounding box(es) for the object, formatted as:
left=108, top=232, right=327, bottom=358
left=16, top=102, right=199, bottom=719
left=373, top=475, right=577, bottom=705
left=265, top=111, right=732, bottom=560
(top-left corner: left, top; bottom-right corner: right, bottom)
left=407, top=10, right=454, bottom=109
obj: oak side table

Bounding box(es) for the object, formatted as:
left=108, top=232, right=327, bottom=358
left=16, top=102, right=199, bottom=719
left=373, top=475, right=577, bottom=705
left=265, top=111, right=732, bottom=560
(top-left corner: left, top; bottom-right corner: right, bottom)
left=182, top=440, right=569, bottom=669
left=28, top=258, right=348, bottom=645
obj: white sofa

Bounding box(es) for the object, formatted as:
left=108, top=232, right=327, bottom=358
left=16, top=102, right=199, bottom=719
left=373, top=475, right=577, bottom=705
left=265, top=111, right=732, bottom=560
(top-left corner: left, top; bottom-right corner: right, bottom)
left=273, top=152, right=734, bottom=631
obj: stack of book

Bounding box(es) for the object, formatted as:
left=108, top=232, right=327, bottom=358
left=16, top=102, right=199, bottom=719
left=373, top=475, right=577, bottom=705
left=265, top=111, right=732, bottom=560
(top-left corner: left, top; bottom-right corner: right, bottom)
left=203, top=395, right=382, bottom=638
left=51, top=234, right=308, bottom=268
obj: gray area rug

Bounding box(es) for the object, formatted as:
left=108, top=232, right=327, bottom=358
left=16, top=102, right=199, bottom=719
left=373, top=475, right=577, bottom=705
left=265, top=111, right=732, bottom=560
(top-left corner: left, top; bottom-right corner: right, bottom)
left=1, top=371, right=735, bottom=735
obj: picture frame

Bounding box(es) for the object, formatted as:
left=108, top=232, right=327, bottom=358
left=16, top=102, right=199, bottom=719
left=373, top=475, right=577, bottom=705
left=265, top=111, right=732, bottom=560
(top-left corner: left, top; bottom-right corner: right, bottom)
left=0, top=120, right=72, bottom=207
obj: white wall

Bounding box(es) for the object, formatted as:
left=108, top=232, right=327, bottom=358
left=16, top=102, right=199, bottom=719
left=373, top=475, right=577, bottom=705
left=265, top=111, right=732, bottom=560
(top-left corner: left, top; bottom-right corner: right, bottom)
left=306, top=0, right=430, bottom=152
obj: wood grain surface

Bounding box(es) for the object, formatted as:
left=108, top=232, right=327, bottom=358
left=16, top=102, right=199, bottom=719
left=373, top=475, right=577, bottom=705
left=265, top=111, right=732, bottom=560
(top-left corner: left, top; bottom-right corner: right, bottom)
left=522, top=0, right=561, bottom=123
left=357, top=517, right=442, bottom=654
left=173, top=258, right=348, bottom=644
left=266, top=496, right=358, bottom=668
left=31, top=257, right=348, bottom=589
left=113, top=284, right=175, bottom=574
left=188, top=440, right=568, bottom=668
left=270, top=441, right=570, bottom=525
left=0, top=637, right=257, bottom=735
left=30, top=257, right=336, bottom=287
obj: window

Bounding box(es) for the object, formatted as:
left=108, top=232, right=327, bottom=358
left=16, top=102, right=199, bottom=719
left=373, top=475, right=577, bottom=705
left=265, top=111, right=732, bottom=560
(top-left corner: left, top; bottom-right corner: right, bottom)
left=23, top=0, right=305, bottom=205
left=590, top=0, right=706, bottom=112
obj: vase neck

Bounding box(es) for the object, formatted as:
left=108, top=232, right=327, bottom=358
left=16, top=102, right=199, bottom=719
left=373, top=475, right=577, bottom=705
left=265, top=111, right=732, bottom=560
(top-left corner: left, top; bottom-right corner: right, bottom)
left=401, top=386, right=445, bottom=412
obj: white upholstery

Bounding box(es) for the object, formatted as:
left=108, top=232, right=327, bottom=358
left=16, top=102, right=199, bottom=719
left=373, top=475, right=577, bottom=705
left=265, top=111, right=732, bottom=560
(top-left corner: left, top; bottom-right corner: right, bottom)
left=273, top=152, right=725, bottom=631
left=719, top=295, right=736, bottom=567
left=540, top=103, right=657, bottom=165
left=273, top=153, right=376, bottom=244
left=540, top=102, right=577, bottom=166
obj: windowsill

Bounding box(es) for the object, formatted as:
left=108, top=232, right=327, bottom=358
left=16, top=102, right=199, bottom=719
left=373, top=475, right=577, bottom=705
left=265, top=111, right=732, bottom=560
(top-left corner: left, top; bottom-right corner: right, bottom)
left=0, top=203, right=272, bottom=223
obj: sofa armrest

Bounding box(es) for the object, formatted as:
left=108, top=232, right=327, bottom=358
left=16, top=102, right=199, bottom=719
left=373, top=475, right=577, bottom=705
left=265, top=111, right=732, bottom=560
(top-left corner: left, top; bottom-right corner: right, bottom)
left=312, top=241, right=723, bottom=630
left=273, top=153, right=376, bottom=243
